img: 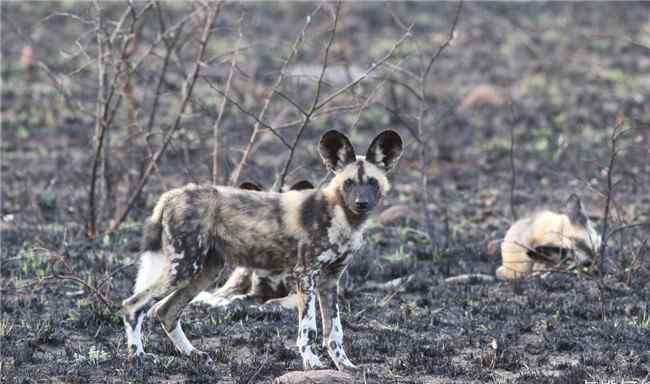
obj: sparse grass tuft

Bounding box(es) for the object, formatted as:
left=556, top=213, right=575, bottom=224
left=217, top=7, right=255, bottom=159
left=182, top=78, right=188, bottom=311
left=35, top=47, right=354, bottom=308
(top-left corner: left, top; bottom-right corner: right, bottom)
left=17, top=245, right=49, bottom=280
left=0, top=319, right=15, bottom=339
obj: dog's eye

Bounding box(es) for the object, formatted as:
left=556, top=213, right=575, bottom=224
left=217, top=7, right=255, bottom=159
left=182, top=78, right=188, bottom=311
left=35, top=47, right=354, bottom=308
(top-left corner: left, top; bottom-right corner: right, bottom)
left=368, top=178, right=378, bottom=188
left=343, top=179, right=354, bottom=190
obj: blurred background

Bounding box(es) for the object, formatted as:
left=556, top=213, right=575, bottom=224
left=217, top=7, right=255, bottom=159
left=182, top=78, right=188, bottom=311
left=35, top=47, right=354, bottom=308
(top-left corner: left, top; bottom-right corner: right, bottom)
left=1, top=2, right=649, bottom=383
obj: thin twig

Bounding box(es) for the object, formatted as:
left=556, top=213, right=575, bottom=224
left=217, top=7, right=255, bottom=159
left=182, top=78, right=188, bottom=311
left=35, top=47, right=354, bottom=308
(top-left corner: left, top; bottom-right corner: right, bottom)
left=107, top=2, right=222, bottom=235
left=416, top=1, right=463, bottom=251
left=277, top=6, right=414, bottom=189
left=202, top=78, right=291, bottom=149
left=276, top=1, right=341, bottom=190
left=213, top=13, right=244, bottom=184
left=88, top=1, right=107, bottom=238
left=508, top=100, right=518, bottom=220
left=228, top=4, right=324, bottom=186
left=50, top=272, right=117, bottom=310
left=421, top=1, right=462, bottom=97
left=314, top=23, right=413, bottom=112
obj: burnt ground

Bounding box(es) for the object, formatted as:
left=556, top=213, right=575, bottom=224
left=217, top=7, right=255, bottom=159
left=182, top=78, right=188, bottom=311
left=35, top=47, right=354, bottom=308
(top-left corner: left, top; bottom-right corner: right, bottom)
left=1, top=2, right=650, bottom=383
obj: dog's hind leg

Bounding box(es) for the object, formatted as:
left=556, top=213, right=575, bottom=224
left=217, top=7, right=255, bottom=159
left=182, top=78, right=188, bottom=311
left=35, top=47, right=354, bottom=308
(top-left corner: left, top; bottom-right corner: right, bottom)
left=152, top=252, right=224, bottom=363
left=192, top=267, right=252, bottom=307
left=122, top=250, right=170, bottom=356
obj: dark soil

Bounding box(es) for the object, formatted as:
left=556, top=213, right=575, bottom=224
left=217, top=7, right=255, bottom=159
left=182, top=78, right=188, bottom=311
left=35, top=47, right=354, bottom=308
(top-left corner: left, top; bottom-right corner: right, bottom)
left=2, top=2, right=649, bottom=383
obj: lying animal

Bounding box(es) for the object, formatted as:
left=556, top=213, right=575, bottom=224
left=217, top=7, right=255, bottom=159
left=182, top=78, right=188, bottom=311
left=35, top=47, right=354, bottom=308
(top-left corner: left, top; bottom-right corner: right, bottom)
left=192, top=179, right=315, bottom=308
left=121, top=130, right=403, bottom=370
left=496, top=194, right=601, bottom=280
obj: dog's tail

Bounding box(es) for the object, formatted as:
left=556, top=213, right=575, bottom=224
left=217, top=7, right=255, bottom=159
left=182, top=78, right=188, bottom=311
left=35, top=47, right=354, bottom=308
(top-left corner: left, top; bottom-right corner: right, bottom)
left=141, top=185, right=196, bottom=252
left=141, top=219, right=162, bottom=252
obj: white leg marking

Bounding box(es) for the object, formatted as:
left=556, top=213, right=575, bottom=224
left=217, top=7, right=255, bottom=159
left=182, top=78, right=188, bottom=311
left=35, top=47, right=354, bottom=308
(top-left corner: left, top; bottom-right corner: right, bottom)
left=326, top=304, right=356, bottom=370
left=124, top=312, right=146, bottom=355
left=164, top=321, right=195, bottom=356
left=297, top=281, right=323, bottom=370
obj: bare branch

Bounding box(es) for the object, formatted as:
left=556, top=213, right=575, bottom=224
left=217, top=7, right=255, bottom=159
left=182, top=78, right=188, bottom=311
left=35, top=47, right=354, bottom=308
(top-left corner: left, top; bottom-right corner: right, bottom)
left=350, top=55, right=406, bottom=131
left=421, top=0, right=462, bottom=94
left=314, top=23, right=413, bottom=112
left=277, top=1, right=342, bottom=190
left=202, top=78, right=292, bottom=149
left=107, top=2, right=222, bottom=235
left=87, top=1, right=108, bottom=238
left=416, top=1, right=463, bottom=252
left=508, top=100, right=518, bottom=220
left=213, top=13, right=244, bottom=185
left=228, top=3, right=324, bottom=186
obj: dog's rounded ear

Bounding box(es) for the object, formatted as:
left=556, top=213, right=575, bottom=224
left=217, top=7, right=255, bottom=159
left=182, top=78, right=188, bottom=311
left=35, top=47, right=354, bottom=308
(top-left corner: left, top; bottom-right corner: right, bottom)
left=319, top=130, right=356, bottom=173
left=365, top=130, right=403, bottom=173
left=239, top=181, right=264, bottom=191
left=566, top=194, right=588, bottom=226
left=289, top=180, right=314, bottom=191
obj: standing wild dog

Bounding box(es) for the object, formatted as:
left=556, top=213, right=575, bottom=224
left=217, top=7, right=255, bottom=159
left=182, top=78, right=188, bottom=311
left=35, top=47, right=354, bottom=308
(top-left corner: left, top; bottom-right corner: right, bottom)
left=497, top=194, right=602, bottom=280
left=192, top=179, right=314, bottom=308
left=121, top=130, right=403, bottom=370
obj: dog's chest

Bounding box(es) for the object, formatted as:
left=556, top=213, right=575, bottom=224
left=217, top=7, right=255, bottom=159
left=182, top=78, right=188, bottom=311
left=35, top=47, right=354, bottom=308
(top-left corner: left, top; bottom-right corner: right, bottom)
left=316, top=206, right=366, bottom=265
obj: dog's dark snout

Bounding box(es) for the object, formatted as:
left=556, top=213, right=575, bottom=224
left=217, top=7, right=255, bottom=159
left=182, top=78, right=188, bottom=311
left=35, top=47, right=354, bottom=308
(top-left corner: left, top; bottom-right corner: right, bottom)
left=355, top=201, right=370, bottom=211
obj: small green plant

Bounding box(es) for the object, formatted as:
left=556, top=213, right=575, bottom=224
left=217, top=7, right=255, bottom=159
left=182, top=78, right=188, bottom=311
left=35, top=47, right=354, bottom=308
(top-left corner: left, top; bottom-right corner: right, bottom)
left=18, top=245, right=49, bottom=280
left=74, top=345, right=109, bottom=366
left=37, top=190, right=57, bottom=211
left=382, top=244, right=409, bottom=264
left=634, top=309, right=650, bottom=329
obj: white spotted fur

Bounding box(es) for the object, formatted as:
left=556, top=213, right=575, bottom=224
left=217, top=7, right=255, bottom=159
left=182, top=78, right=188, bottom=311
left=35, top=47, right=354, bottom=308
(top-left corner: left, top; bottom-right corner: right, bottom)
left=164, top=322, right=195, bottom=355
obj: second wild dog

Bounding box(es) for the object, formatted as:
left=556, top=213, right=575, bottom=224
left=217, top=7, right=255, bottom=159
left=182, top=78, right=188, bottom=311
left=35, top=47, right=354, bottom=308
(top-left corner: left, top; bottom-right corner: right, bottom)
left=192, top=179, right=315, bottom=308
left=121, top=130, right=403, bottom=371
left=497, top=194, right=602, bottom=280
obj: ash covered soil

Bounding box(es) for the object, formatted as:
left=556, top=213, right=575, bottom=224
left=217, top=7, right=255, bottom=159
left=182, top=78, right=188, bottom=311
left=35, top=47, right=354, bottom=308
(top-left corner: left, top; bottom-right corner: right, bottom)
left=2, top=2, right=650, bottom=383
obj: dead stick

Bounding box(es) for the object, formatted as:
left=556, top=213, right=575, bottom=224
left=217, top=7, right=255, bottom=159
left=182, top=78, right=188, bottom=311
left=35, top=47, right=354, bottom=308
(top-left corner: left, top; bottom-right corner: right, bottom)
left=212, top=13, right=243, bottom=185
left=107, top=2, right=222, bottom=235
left=228, top=4, right=324, bottom=186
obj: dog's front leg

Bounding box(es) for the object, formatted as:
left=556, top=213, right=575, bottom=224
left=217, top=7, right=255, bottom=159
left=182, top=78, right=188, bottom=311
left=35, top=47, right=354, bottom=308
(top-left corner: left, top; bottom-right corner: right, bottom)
left=318, top=271, right=357, bottom=371
left=296, top=269, right=323, bottom=370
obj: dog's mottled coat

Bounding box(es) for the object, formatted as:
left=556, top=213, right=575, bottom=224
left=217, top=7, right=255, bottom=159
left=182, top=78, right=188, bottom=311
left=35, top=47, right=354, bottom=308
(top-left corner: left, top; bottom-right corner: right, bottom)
left=192, top=179, right=315, bottom=308
left=121, top=130, right=403, bottom=370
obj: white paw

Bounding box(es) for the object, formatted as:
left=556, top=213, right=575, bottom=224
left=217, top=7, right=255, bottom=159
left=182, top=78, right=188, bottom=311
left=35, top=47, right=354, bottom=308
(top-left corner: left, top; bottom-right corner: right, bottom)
left=300, top=346, right=324, bottom=370
left=327, top=343, right=358, bottom=371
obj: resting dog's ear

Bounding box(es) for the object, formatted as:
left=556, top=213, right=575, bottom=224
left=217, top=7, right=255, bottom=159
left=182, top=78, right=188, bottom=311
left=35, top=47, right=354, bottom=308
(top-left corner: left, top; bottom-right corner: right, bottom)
left=239, top=181, right=264, bottom=191
left=365, top=130, right=403, bottom=173
left=319, top=130, right=356, bottom=173
left=566, top=194, right=588, bottom=226
left=289, top=180, right=314, bottom=191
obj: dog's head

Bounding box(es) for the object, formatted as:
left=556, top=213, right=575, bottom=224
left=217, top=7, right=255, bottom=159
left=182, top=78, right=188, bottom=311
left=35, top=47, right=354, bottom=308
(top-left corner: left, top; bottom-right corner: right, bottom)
left=319, top=130, right=403, bottom=215
left=563, top=194, right=602, bottom=267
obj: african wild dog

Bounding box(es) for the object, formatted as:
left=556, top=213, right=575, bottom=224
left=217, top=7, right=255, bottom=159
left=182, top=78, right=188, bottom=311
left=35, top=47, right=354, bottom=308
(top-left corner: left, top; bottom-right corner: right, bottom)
left=497, top=194, right=601, bottom=280
left=121, top=130, right=403, bottom=370
left=192, top=179, right=315, bottom=308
